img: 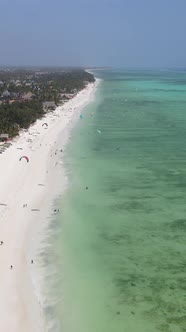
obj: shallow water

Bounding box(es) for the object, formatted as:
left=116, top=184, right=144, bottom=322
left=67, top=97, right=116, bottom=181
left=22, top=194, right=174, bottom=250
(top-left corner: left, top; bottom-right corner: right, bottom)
left=51, top=70, right=186, bottom=332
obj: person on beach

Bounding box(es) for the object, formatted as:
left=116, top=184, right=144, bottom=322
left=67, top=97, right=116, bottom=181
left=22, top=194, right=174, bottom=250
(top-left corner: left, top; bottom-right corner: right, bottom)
left=10, top=265, right=13, bottom=269
left=0, top=241, right=3, bottom=245
left=54, top=209, right=60, bottom=213
left=31, top=260, right=34, bottom=264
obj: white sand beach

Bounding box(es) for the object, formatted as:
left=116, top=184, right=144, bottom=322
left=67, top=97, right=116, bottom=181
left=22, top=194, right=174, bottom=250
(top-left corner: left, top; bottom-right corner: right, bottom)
left=0, top=81, right=98, bottom=332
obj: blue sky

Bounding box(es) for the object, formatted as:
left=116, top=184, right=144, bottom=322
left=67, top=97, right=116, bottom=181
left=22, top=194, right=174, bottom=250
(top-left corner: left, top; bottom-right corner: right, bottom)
left=0, top=0, right=186, bottom=67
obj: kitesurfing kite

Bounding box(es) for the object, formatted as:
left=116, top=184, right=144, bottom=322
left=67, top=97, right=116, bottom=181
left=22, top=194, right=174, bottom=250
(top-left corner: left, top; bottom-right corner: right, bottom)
left=42, top=123, right=48, bottom=128
left=19, top=156, right=29, bottom=162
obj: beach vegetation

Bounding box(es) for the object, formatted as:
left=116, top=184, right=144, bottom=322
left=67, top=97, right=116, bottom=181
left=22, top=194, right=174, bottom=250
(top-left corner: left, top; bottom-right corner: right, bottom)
left=0, top=69, right=95, bottom=138
left=0, top=100, right=44, bottom=137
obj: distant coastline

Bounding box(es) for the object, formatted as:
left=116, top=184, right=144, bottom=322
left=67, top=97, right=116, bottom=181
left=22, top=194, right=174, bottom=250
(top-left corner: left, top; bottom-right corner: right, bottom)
left=0, top=77, right=99, bottom=331
left=0, top=68, right=95, bottom=139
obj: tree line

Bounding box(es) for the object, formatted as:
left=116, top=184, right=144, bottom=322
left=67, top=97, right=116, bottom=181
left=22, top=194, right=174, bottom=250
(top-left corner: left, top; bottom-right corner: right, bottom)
left=0, top=100, right=44, bottom=137
left=0, top=69, right=95, bottom=138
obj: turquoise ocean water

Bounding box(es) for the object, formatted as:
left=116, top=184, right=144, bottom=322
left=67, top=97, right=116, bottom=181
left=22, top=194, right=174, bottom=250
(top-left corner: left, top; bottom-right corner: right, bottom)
left=49, top=70, right=186, bottom=332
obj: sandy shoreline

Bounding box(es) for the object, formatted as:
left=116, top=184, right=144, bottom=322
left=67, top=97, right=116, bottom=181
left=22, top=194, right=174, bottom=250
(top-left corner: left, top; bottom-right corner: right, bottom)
left=0, top=80, right=98, bottom=332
